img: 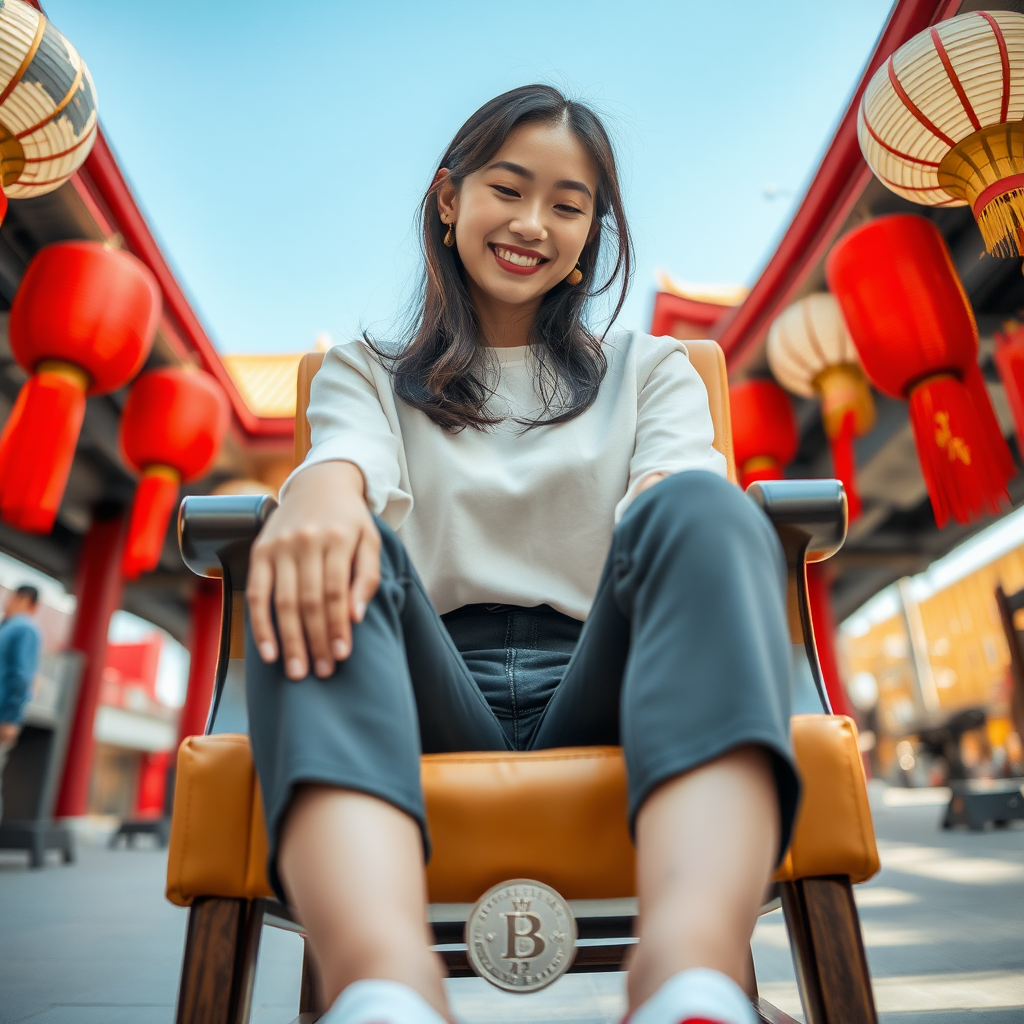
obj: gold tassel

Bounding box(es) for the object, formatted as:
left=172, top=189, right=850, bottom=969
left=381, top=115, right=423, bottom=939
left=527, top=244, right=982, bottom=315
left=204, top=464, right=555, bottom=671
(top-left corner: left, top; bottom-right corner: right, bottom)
left=975, top=189, right=1024, bottom=258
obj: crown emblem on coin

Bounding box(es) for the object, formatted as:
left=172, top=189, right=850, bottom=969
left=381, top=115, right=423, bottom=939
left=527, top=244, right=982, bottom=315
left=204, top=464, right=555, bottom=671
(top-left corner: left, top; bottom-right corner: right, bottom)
left=465, top=878, right=577, bottom=993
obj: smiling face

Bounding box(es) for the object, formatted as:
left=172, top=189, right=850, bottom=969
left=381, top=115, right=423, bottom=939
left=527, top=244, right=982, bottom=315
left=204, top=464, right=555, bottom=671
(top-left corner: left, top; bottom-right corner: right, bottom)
left=437, top=121, right=599, bottom=320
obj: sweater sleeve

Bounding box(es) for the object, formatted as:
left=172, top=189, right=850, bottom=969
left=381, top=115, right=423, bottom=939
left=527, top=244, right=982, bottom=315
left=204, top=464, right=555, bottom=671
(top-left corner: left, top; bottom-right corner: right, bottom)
left=279, top=342, right=413, bottom=528
left=0, top=621, right=40, bottom=724
left=614, top=335, right=728, bottom=524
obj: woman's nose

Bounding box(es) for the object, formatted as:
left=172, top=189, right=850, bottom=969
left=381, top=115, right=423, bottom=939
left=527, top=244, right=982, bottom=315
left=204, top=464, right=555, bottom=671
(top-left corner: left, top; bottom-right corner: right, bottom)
left=510, top=206, right=547, bottom=242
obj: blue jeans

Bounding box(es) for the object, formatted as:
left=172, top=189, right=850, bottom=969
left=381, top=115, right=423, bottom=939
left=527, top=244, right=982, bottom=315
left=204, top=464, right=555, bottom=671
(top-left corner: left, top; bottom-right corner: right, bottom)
left=441, top=602, right=581, bottom=750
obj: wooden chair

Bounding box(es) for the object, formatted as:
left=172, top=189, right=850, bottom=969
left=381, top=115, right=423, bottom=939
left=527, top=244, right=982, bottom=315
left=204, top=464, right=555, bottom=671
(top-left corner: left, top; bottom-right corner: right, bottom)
left=166, top=341, right=881, bottom=1024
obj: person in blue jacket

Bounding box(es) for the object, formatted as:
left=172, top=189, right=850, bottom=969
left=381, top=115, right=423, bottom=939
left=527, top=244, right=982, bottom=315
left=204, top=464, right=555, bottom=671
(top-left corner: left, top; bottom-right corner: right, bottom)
left=0, top=585, right=42, bottom=822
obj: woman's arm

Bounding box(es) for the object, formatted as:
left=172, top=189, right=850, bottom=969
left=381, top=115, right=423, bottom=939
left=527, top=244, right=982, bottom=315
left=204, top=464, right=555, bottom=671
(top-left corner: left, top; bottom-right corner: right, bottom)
left=634, top=471, right=668, bottom=496
left=248, top=342, right=410, bottom=680
left=615, top=337, right=727, bottom=522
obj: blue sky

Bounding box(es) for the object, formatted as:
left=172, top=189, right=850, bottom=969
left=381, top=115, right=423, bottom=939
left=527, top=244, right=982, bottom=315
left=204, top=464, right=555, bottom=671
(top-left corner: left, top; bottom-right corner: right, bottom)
left=44, top=0, right=894, bottom=354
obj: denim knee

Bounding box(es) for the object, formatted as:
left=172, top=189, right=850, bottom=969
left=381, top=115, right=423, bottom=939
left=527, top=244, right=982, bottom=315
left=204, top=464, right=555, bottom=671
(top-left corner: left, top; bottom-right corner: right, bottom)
left=372, top=514, right=409, bottom=579
left=620, top=470, right=781, bottom=565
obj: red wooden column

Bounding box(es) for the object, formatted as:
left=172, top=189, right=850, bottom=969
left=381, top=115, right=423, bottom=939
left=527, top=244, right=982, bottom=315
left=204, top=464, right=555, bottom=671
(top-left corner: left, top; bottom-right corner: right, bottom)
left=176, top=579, right=222, bottom=743
left=55, top=509, right=129, bottom=817
left=806, top=561, right=853, bottom=718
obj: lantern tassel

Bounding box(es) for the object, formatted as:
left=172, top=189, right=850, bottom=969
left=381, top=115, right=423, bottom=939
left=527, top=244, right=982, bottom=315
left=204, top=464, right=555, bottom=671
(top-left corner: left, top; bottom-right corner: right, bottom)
left=0, top=367, right=88, bottom=534
left=993, top=329, right=1024, bottom=455
left=975, top=188, right=1024, bottom=259
left=964, top=362, right=1015, bottom=481
left=122, top=465, right=181, bottom=579
left=828, top=409, right=862, bottom=523
left=908, top=374, right=1011, bottom=529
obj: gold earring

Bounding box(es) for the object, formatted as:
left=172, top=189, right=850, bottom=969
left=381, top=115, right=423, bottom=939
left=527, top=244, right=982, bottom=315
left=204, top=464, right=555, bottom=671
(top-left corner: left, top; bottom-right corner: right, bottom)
left=443, top=221, right=455, bottom=247
left=566, top=263, right=583, bottom=286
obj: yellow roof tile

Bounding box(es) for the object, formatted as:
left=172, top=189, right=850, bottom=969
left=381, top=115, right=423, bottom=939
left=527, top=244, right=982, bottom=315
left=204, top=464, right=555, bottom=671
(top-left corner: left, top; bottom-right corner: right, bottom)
left=222, top=353, right=303, bottom=419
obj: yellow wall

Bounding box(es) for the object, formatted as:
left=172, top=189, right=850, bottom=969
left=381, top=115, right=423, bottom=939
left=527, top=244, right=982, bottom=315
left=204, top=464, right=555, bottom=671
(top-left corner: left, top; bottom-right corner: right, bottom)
left=842, top=547, right=1023, bottom=769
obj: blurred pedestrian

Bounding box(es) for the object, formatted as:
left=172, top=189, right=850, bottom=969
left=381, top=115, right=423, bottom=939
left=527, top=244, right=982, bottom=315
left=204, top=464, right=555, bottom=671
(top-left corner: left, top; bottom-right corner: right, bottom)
left=0, top=585, right=42, bottom=821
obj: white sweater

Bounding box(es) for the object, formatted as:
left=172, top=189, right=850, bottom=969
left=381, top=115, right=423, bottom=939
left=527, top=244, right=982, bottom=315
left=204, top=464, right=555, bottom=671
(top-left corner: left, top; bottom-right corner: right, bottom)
left=285, top=330, right=727, bottom=621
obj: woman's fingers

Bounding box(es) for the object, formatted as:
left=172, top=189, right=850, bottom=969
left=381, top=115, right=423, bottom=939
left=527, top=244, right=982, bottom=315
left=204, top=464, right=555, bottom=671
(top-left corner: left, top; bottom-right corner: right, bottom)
left=272, top=555, right=307, bottom=680
left=324, top=540, right=353, bottom=660
left=247, top=550, right=278, bottom=662
left=349, top=526, right=382, bottom=627
left=296, top=530, right=335, bottom=679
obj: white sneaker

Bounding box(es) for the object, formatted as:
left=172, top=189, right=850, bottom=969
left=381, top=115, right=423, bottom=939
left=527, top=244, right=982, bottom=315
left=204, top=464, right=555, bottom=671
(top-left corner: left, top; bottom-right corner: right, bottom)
left=321, top=979, right=449, bottom=1024
left=627, top=968, right=756, bottom=1024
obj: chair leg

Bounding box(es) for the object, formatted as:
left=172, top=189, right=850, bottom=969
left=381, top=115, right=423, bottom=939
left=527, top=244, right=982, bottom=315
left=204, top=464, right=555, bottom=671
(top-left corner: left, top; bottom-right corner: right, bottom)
left=748, top=945, right=806, bottom=1024
left=781, top=877, right=877, bottom=1024
left=175, top=897, right=253, bottom=1024
left=299, top=937, right=324, bottom=1020
left=231, top=900, right=266, bottom=1024
left=743, top=945, right=758, bottom=1002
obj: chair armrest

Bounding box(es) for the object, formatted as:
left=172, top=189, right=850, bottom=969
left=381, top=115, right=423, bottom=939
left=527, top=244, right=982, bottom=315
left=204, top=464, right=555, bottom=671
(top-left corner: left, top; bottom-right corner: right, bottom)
left=745, top=479, right=847, bottom=566
left=179, top=493, right=278, bottom=590
left=178, top=493, right=278, bottom=735
left=746, top=479, right=848, bottom=714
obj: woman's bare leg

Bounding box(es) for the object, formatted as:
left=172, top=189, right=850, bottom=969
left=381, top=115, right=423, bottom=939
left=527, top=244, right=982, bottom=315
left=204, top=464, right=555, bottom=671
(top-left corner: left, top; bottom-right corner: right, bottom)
left=626, top=745, right=779, bottom=1011
left=278, top=785, right=450, bottom=1018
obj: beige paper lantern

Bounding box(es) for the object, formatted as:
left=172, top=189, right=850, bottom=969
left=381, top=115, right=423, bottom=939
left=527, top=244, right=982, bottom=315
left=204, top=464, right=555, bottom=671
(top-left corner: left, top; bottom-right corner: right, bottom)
left=858, top=10, right=1024, bottom=257
left=0, top=0, right=98, bottom=218
left=767, top=293, right=875, bottom=519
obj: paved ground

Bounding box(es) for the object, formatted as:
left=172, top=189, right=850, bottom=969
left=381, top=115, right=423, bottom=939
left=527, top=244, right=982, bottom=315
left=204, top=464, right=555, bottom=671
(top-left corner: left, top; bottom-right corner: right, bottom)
left=0, top=783, right=1021, bottom=1024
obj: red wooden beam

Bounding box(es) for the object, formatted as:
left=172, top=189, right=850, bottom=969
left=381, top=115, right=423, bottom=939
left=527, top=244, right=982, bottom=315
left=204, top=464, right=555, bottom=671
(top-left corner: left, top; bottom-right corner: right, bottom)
left=716, top=0, right=964, bottom=369
left=72, top=134, right=291, bottom=439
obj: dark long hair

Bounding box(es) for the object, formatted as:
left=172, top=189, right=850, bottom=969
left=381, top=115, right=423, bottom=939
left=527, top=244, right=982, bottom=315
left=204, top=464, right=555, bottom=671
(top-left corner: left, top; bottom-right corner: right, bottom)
left=366, top=85, right=633, bottom=433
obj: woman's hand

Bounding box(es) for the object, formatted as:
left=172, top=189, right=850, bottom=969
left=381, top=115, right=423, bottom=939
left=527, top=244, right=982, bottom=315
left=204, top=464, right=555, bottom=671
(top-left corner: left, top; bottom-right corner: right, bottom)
left=247, top=460, right=381, bottom=681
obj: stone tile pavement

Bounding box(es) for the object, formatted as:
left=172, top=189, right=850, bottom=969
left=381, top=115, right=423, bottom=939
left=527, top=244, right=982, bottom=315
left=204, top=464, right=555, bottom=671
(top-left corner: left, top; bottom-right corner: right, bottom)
left=0, top=782, right=1020, bottom=1023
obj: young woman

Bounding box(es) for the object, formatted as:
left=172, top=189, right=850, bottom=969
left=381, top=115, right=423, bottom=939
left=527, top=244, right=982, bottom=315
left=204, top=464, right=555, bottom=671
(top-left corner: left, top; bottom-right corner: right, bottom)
left=246, top=85, right=797, bottom=1024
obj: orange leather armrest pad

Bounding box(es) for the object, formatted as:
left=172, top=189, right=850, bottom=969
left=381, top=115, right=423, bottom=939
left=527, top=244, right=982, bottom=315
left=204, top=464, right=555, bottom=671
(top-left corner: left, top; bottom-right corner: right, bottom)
left=166, top=734, right=260, bottom=907
left=423, top=746, right=634, bottom=903
left=776, top=714, right=880, bottom=885
left=245, top=785, right=275, bottom=900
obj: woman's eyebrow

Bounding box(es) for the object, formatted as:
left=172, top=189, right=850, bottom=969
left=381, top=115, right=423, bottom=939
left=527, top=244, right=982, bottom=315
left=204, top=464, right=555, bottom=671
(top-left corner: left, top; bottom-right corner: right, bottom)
left=487, top=161, right=593, bottom=200
left=487, top=160, right=533, bottom=179
left=555, top=179, right=593, bottom=199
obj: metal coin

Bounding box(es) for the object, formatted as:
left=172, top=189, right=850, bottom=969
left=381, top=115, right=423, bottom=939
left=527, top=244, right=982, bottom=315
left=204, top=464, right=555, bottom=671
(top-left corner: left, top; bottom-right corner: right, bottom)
left=464, top=878, right=577, bottom=993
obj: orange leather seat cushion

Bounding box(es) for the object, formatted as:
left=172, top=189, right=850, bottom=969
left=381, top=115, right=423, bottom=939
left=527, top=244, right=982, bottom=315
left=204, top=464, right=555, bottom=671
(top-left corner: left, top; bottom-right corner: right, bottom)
left=166, top=714, right=879, bottom=908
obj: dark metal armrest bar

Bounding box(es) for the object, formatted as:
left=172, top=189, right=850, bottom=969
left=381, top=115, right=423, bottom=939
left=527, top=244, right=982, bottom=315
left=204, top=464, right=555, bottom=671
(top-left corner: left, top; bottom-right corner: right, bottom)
left=179, top=493, right=278, bottom=587
left=178, top=494, right=279, bottom=734
left=746, top=480, right=848, bottom=714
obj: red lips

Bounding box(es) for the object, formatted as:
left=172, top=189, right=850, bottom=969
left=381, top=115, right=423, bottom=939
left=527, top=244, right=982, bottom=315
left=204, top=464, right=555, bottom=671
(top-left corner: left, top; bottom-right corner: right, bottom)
left=489, top=242, right=549, bottom=276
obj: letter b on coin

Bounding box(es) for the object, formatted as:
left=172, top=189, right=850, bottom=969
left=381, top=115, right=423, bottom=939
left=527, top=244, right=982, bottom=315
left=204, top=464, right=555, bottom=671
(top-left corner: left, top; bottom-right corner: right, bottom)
left=466, top=878, right=576, bottom=992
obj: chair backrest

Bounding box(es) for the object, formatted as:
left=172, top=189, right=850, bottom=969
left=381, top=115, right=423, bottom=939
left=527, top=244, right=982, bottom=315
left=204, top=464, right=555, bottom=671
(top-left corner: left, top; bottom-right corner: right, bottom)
left=294, top=339, right=736, bottom=482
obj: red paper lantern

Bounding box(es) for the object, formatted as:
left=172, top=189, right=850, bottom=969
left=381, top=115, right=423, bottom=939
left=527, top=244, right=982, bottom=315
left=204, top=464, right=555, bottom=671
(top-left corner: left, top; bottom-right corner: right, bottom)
left=0, top=242, right=160, bottom=533
left=826, top=215, right=1013, bottom=528
left=120, top=368, right=230, bottom=578
left=994, top=322, right=1024, bottom=454
left=730, top=379, right=799, bottom=488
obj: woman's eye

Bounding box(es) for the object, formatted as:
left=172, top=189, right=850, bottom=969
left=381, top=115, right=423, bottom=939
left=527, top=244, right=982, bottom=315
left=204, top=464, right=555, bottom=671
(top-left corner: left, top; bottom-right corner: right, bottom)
left=556, top=204, right=584, bottom=214
left=491, top=185, right=520, bottom=197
